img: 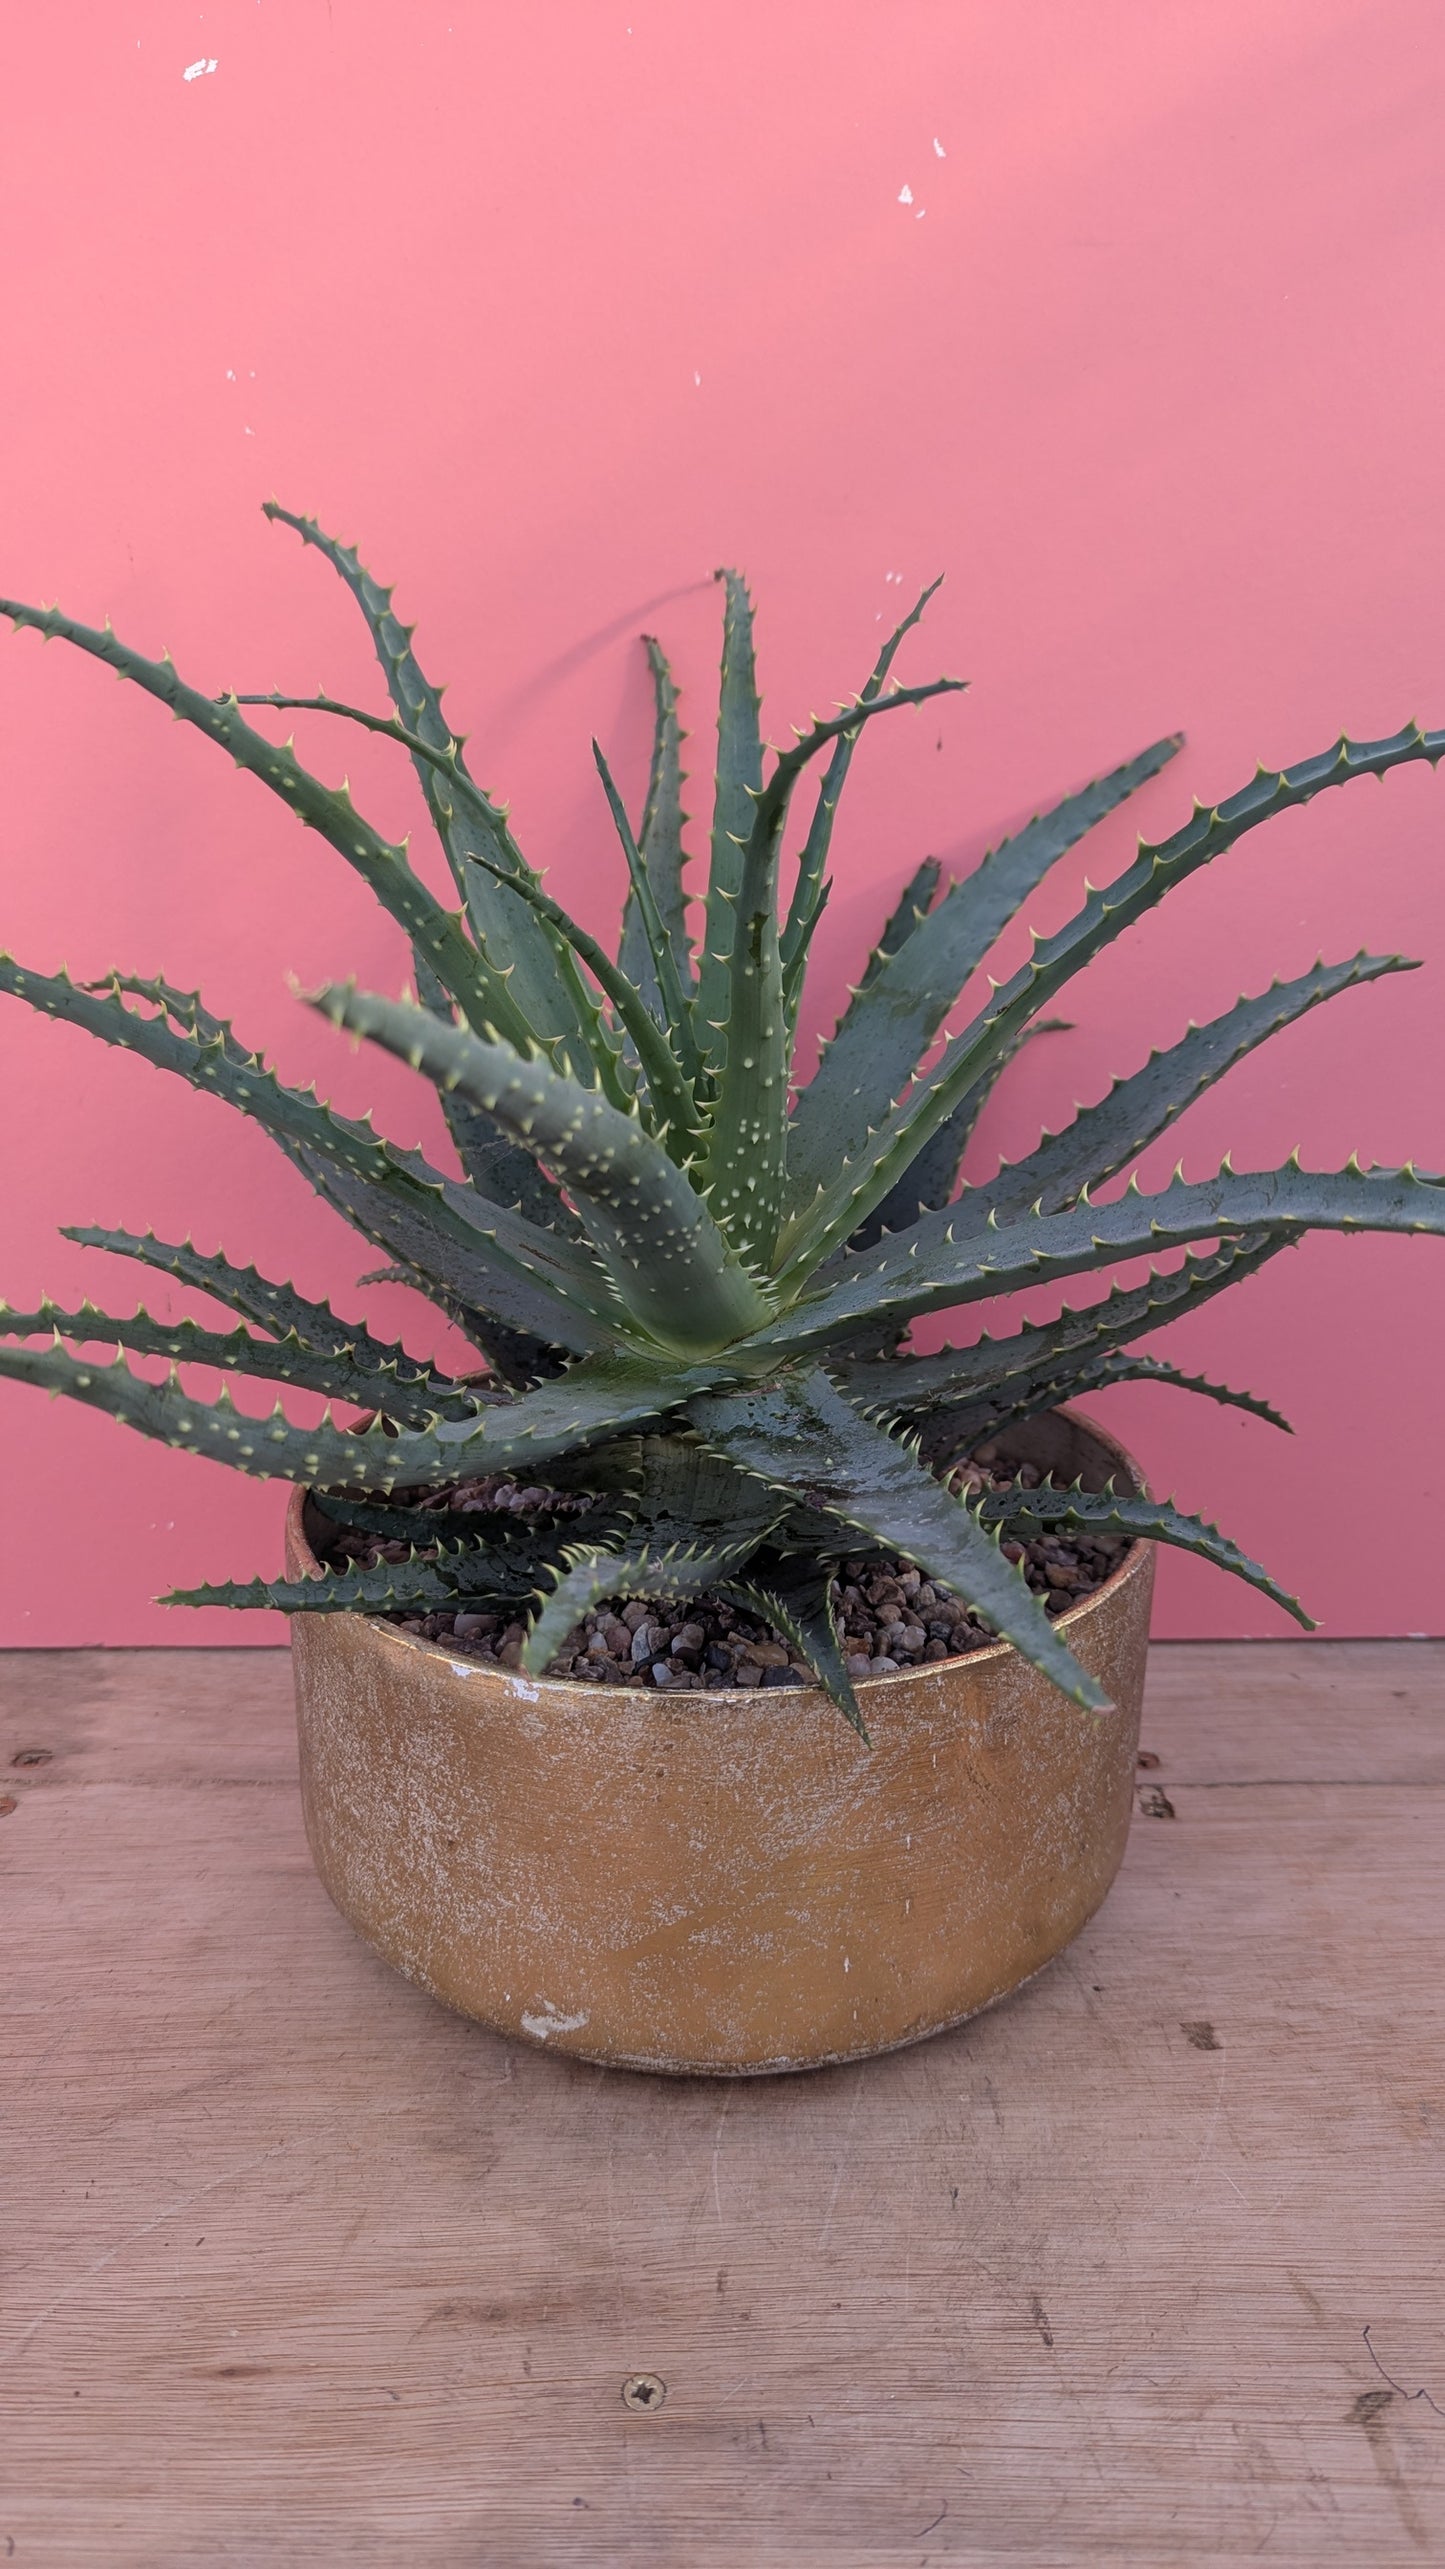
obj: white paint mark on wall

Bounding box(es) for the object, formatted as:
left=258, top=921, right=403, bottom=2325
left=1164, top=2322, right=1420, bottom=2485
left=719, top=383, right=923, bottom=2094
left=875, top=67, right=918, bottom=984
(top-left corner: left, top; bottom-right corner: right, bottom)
left=183, top=57, right=219, bottom=81
left=521, top=2003, right=589, bottom=2040
left=694, top=369, right=702, bottom=387
left=898, top=183, right=914, bottom=205
left=933, top=136, right=946, bottom=157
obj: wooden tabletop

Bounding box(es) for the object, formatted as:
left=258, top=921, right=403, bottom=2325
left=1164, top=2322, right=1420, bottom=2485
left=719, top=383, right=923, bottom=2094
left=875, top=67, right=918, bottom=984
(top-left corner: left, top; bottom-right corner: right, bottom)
left=3, top=1640, right=1442, bottom=2566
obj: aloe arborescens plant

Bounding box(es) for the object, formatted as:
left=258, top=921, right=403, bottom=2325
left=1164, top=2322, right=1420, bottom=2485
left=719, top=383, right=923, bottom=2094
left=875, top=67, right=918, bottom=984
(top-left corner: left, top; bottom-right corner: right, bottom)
left=2, top=508, right=1442, bottom=1736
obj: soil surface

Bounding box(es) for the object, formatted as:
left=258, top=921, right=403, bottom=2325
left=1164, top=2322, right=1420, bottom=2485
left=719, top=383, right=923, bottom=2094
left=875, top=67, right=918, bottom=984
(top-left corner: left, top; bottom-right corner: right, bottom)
left=317, top=1445, right=1129, bottom=1690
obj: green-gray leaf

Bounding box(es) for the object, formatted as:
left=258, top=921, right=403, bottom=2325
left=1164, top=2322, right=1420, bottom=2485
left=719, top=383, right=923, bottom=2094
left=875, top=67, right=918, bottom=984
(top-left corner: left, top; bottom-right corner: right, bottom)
left=0, top=957, right=620, bottom=1357
left=619, top=634, right=695, bottom=1008
left=686, top=1366, right=1111, bottom=1711
left=261, top=501, right=603, bottom=1067
left=312, top=981, right=770, bottom=1355
left=977, top=1478, right=1312, bottom=1627
left=840, top=1232, right=1290, bottom=1414
left=0, top=1340, right=742, bottom=1494
left=786, top=733, right=1183, bottom=1204
left=718, top=1555, right=867, bottom=1739
left=765, top=1160, right=1445, bottom=1359
left=0, top=1297, right=478, bottom=1428
left=957, top=953, right=1416, bottom=1233
left=694, top=568, right=764, bottom=1077
left=781, top=724, right=1445, bottom=1280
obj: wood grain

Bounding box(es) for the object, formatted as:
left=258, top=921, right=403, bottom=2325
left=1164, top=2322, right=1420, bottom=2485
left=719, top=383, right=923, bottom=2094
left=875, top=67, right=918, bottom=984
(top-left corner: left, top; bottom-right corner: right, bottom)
left=2, top=1640, right=1442, bottom=2565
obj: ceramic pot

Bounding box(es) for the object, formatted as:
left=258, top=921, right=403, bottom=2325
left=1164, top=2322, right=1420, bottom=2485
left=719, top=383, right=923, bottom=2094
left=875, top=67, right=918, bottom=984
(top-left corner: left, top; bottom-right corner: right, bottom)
left=287, top=1406, right=1154, bottom=2077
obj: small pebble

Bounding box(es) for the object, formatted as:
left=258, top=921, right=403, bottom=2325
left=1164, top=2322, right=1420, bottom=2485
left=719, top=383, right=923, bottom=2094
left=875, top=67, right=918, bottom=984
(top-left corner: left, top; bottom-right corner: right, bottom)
left=332, top=1447, right=1129, bottom=1690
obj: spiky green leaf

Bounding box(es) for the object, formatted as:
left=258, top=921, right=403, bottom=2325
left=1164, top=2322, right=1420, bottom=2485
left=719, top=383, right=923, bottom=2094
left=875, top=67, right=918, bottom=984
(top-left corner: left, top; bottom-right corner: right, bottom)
left=841, top=1232, right=1290, bottom=1414
left=0, top=1296, right=479, bottom=1427
left=694, top=568, right=764, bottom=1076
left=914, top=1353, right=1291, bottom=1466
left=164, top=1535, right=552, bottom=1616
left=313, top=982, right=770, bottom=1354
left=718, top=1555, right=867, bottom=1739
left=260, top=502, right=603, bottom=1065
left=0, top=1337, right=741, bottom=1493
left=786, top=733, right=1183, bottom=1208
left=0, top=957, right=622, bottom=1357
left=959, top=953, right=1417, bottom=1233
left=59, top=1223, right=461, bottom=1384
left=619, top=635, right=695, bottom=1010
left=844, top=1017, right=1069, bottom=1257
left=781, top=725, right=1445, bottom=1278
left=686, top=1366, right=1111, bottom=1710
left=977, top=1477, right=1313, bottom=1627
left=779, top=578, right=947, bottom=1020
left=766, top=1159, right=1445, bottom=1360
left=517, top=1441, right=783, bottom=1672
left=851, top=857, right=942, bottom=997
left=594, top=739, right=703, bottom=1085
left=697, top=677, right=965, bottom=1266
left=457, top=830, right=700, bottom=1153
left=405, top=946, right=575, bottom=1382
left=1037, top=1353, right=1290, bottom=1432
left=0, top=590, right=555, bottom=1054
left=521, top=1534, right=743, bottom=1676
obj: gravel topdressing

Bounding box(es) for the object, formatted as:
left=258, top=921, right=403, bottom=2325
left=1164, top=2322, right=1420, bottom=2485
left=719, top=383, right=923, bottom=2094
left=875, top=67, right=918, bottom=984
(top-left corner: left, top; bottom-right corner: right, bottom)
left=315, top=1445, right=1130, bottom=1691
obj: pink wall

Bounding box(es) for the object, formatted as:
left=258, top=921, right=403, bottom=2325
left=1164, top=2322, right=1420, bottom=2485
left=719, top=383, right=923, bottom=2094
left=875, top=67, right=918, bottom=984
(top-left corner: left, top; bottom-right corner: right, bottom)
left=1, top=0, right=1442, bottom=1646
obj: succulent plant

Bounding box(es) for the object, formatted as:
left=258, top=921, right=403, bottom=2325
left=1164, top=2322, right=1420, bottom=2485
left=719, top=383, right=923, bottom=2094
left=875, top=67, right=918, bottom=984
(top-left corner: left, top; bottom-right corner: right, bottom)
left=1, top=509, right=1442, bottom=1736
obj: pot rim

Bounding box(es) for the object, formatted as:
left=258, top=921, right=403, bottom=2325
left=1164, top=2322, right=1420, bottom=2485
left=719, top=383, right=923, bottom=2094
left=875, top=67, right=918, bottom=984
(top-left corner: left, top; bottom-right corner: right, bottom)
left=287, top=1402, right=1149, bottom=1705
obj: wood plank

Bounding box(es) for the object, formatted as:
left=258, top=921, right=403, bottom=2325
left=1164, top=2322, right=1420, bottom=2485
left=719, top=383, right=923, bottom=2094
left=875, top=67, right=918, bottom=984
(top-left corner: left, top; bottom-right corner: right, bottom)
left=2, top=1643, right=1442, bottom=2565
left=1141, top=1637, right=1445, bottom=1784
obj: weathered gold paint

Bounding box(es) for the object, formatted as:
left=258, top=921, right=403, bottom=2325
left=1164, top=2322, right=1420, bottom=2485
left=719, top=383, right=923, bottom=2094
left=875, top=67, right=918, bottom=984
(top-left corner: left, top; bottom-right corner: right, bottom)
left=288, top=1410, right=1155, bottom=2076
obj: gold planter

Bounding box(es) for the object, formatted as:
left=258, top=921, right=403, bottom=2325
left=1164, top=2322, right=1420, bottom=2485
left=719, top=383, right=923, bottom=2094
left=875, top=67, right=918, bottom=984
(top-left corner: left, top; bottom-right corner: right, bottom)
left=288, top=1408, right=1154, bottom=2077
